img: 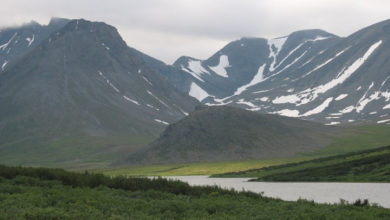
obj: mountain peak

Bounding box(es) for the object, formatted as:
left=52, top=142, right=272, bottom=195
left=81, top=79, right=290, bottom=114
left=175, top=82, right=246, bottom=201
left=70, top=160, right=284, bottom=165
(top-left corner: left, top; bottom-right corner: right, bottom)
left=48, top=17, right=70, bottom=27
left=173, top=56, right=200, bottom=67
left=287, top=29, right=338, bottom=41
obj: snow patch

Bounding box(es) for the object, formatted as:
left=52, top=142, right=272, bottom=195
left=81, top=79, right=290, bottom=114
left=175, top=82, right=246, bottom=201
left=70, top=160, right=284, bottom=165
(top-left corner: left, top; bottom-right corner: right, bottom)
left=1, top=61, right=8, bottom=71
left=339, top=106, right=354, bottom=114
left=154, top=119, right=169, bottom=125
left=382, top=92, right=390, bottom=101
left=257, top=97, right=269, bottom=102
left=147, top=90, right=169, bottom=108
left=310, top=36, right=332, bottom=41
left=335, top=94, right=348, bottom=101
left=247, top=107, right=261, bottom=111
left=271, top=41, right=382, bottom=106
left=0, top=33, right=17, bottom=50
left=233, top=64, right=265, bottom=96
left=300, top=57, right=315, bottom=68
left=272, top=94, right=301, bottom=104
left=236, top=99, right=258, bottom=108
left=188, top=82, right=209, bottom=101
left=98, top=71, right=119, bottom=93
left=101, top=43, right=110, bottom=50
left=301, top=97, right=333, bottom=117
left=253, top=89, right=271, bottom=94
left=209, top=55, right=230, bottom=78
left=275, top=109, right=300, bottom=117
left=377, top=119, right=390, bottom=124
left=181, top=65, right=204, bottom=82
left=276, top=43, right=305, bottom=69
left=123, top=96, right=140, bottom=105
left=188, top=60, right=209, bottom=75
left=383, top=104, right=390, bottom=109
left=356, top=83, right=379, bottom=113
left=268, top=36, right=288, bottom=72
left=271, top=50, right=308, bottom=77
left=177, top=107, right=189, bottom=116
left=142, top=76, right=153, bottom=86
left=26, top=34, right=35, bottom=47
left=326, top=122, right=340, bottom=125
left=326, top=116, right=340, bottom=119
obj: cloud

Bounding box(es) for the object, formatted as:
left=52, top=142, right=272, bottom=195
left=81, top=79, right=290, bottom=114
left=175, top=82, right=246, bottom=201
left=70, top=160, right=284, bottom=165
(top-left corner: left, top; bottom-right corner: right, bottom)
left=1, top=0, right=389, bottom=63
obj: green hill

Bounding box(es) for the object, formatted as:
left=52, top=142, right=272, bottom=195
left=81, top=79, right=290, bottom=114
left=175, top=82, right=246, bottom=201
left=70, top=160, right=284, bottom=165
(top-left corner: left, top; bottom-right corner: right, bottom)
left=120, top=106, right=342, bottom=165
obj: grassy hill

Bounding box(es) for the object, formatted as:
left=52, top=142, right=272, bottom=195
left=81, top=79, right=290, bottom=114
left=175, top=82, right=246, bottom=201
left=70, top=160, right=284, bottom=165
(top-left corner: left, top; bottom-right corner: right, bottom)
left=120, top=106, right=342, bottom=165
left=104, top=124, right=390, bottom=176
left=215, top=145, right=390, bottom=182
left=1, top=164, right=390, bottom=219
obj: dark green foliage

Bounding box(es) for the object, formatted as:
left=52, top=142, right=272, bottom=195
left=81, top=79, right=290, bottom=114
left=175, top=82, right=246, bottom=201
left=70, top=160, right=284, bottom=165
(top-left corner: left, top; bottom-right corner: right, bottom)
left=0, top=164, right=259, bottom=198
left=353, top=199, right=370, bottom=207
left=1, top=164, right=390, bottom=219
left=0, top=166, right=390, bottom=220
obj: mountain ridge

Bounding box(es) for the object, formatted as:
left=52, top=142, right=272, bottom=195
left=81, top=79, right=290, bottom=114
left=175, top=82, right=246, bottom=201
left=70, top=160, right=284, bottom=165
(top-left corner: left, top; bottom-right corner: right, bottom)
left=160, top=19, right=390, bottom=125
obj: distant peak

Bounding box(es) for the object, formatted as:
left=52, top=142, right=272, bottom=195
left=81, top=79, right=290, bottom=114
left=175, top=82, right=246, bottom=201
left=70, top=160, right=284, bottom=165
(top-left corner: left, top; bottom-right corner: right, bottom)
left=288, top=29, right=338, bottom=39
left=48, top=17, right=70, bottom=26
left=271, top=35, right=289, bottom=40
left=173, top=56, right=200, bottom=66
left=28, top=20, right=40, bottom=26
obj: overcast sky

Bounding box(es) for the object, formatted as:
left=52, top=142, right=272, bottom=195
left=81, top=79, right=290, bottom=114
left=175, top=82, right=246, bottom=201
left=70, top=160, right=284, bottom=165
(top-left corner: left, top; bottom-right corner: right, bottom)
left=1, top=0, right=389, bottom=64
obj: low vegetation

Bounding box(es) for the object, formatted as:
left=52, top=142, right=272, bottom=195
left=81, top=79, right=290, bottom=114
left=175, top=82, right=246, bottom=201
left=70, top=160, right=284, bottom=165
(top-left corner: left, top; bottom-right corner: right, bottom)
left=103, top=157, right=308, bottom=176
left=1, top=164, right=390, bottom=219
left=215, top=145, right=390, bottom=182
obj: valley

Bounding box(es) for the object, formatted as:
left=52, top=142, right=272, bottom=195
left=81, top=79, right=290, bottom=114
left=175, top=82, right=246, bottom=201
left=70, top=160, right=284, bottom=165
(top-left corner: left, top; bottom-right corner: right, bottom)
left=1, top=14, right=390, bottom=219
left=1, top=18, right=390, bottom=169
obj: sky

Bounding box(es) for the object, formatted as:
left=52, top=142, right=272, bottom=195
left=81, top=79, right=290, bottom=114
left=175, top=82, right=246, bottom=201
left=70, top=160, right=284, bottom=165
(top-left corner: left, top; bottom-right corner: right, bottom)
left=1, top=0, right=389, bottom=64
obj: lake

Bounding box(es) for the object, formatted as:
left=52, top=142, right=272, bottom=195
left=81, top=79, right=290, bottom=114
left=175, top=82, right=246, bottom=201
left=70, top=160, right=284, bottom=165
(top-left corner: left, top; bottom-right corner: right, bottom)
left=164, top=176, right=390, bottom=208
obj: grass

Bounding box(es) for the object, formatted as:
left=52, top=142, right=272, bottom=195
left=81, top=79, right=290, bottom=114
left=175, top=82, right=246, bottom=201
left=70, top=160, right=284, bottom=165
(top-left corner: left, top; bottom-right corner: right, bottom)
left=305, top=124, right=390, bottom=157
left=1, top=164, right=390, bottom=219
left=102, top=124, right=390, bottom=176
left=0, top=134, right=155, bottom=170
left=102, top=157, right=311, bottom=177
left=214, top=145, right=390, bottom=182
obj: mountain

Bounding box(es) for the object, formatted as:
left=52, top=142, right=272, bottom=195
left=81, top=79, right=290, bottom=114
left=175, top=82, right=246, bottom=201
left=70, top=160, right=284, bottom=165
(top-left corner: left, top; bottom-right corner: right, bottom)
left=0, top=19, right=198, bottom=167
left=0, top=18, right=69, bottom=72
left=120, top=106, right=341, bottom=165
left=163, top=20, right=390, bottom=125
left=169, top=29, right=338, bottom=100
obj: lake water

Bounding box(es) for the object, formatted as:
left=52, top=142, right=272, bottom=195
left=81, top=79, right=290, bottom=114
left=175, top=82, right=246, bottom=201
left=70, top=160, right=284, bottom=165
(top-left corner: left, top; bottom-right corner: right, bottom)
left=164, top=176, right=390, bottom=208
